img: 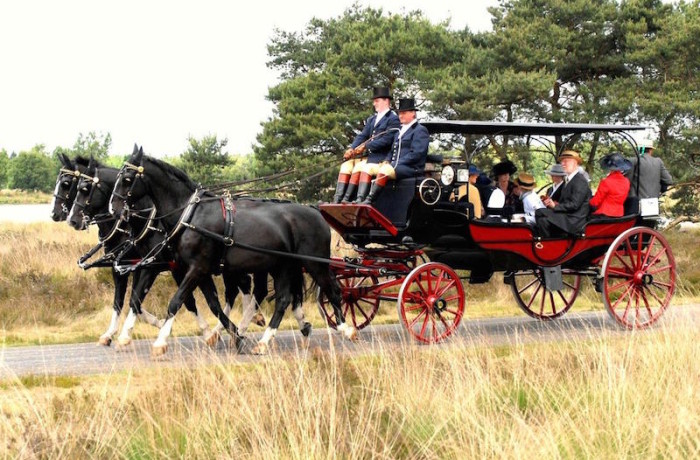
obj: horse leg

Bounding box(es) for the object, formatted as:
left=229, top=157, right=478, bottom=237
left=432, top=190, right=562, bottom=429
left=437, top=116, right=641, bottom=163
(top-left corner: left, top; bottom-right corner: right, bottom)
left=251, top=272, right=294, bottom=355
left=172, top=267, right=211, bottom=337
left=291, top=267, right=312, bottom=337
left=210, top=273, right=244, bottom=340
left=251, top=271, right=268, bottom=327
left=152, top=267, right=202, bottom=356
left=98, top=270, right=129, bottom=346
left=196, top=275, right=242, bottom=349
left=116, top=268, right=163, bottom=350
left=307, top=262, right=357, bottom=341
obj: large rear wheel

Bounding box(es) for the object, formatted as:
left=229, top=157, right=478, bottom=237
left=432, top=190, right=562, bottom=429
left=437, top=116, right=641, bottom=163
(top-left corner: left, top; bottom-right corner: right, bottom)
left=317, top=273, right=381, bottom=330
left=397, top=262, right=465, bottom=343
left=600, top=227, right=675, bottom=329
left=508, top=269, right=581, bottom=320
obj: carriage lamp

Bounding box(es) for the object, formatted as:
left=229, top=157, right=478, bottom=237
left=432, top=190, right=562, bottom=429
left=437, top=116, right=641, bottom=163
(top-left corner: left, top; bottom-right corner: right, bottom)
left=440, top=165, right=455, bottom=186
left=456, top=167, right=469, bottom=183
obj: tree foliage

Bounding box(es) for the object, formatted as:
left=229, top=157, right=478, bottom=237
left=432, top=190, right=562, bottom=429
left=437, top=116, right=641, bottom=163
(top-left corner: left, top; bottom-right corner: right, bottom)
left=180, top=134, right=231, bottom=185
left=7, top=145, right=57, bottom=192
left=71, top=131, right=112, bottom=161
left=0, top=149, right=8, bottom=188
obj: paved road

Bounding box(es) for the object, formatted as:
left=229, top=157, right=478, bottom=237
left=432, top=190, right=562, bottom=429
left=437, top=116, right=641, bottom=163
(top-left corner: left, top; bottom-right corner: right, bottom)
left=2, top=306, right=698, bottom=378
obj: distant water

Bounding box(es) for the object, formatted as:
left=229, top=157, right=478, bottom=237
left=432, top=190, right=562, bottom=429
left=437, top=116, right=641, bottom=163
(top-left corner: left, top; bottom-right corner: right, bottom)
left=0, top=204, right=52, bottom=223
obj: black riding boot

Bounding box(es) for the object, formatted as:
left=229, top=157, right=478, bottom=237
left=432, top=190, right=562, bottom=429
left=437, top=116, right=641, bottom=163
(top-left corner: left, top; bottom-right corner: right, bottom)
left=332, top=181, right=348, bottom=203
left=341, top=183, right=358, bottom=203
left=362, top=182, right=384, bottom=205
left=353, top=181, right=371, bottom=203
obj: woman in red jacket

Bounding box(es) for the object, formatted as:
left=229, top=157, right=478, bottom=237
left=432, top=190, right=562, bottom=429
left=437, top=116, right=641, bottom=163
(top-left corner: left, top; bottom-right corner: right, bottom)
left=590, top=152, right=632, bottom=217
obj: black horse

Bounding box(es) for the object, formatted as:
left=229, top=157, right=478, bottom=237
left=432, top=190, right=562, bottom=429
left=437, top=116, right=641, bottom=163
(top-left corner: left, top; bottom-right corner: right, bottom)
left=50, top=154, right=90, bottom=222
left=109, top=147, right=354, bottom=355
left=69, top=157, right=269, bottom=347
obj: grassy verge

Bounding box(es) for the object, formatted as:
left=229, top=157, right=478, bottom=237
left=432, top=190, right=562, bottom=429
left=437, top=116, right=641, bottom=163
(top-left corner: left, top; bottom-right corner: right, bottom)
left=0, top=189, right=52, bottom=204
left=1, top=323, right=698, bottom=457
left=0, top=223, right=698, bottom=346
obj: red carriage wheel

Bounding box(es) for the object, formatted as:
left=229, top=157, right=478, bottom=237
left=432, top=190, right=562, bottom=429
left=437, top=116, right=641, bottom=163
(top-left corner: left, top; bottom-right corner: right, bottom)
left=317, top=273, right=381, bottom=330
left=397, top=262, right=465, bottom=343
left=600, top=227, right=676, bottom=329
left=508, top=269, right=581, bottom=320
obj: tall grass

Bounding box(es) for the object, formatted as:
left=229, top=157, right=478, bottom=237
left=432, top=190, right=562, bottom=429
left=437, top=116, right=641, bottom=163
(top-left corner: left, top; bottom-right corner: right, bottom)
left=0, top=189, right=52, bottom=204
left=1, top=323, right=698, bottom=458
left=1, top=222, right=699, bottom=345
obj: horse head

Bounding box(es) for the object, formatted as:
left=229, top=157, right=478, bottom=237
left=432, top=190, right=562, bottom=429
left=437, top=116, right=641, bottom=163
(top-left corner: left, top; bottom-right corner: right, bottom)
left=50, top=153, right=82, bottom=221
left=68, top=156, right=114, bottom=230
left=110, top=144, right=147, bottom=219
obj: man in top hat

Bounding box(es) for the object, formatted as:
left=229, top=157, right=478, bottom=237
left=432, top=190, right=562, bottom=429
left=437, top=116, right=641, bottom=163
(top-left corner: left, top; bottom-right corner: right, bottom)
left=590, top=152, right=632, bottom=218
left=624, top=138, right=673, bottom=199
left=513, top=173, right=544, bottom=225
left=358, top=97, right=429, bottom=205
left=542, top=163, right=567, bottom=204
left=535, top=150, right=592, bottom=237
left=451, top=164, right=483, bottom=219
left=332, top=86, right=401, bottom=203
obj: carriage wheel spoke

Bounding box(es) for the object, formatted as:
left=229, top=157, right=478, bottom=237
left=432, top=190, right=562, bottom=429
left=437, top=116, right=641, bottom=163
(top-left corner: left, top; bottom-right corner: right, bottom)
left=419, top=310, right=430, bottom=337
left=640, top=236, right=658, bottom=267
left=539, top=286, right=546, bottom=316
left=517, top=276, right=540, bottom=295
left=609, top=278, right=633, bottom=293
left=353, top=301, right=369, bottom=321
left=548, top=291, right=557, bottom=315
left=644, top=284, right=666, bottom=306
left=556, top=289, right=569, bottom=305
left=648, top=265, right=672, bottom=276
left=639, top=288, right=655, bottom=319
left=408, top=308, right=428, bottom=328
left=442, top=293, right=461, bottom=302
left=526, top=283, right=543, bottom=309
left=606, top=267, right=634, bottom=278
left=435, top=278, right=456, bottom=298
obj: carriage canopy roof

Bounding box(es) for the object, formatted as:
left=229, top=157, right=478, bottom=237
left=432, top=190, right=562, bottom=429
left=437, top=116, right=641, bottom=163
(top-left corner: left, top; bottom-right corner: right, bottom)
left=422, top=120, right=648, bottom=136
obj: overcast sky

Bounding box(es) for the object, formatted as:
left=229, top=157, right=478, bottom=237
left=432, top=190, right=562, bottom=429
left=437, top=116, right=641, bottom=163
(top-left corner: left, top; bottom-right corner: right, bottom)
left=0, top=0, right=498, bottom=157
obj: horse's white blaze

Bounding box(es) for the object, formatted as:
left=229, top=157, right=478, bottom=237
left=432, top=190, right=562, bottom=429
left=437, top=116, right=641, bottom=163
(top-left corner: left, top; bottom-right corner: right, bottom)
left=238, top=293, right=257, bottom=334
left=153, top=317, right=175, bottom=348
left=50, top=180, right=61, bottom=215
left=100, top=310, right=120, bottom=340
left=66, top=204, right=76, bottom=226
left=117, top=310, right=138, bottom=341
left=258, top=327, right=277, bottom=345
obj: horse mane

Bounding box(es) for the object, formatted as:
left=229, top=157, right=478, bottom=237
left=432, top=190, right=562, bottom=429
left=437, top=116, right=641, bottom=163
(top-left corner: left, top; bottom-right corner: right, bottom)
left=143, top=156, right=197, bottom=190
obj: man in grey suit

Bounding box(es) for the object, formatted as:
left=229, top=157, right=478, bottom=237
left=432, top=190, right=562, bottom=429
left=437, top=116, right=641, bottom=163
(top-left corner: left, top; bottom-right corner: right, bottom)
left=626, top=139, right=673, bottom=198
left=536, top=150, right=592, bottom=238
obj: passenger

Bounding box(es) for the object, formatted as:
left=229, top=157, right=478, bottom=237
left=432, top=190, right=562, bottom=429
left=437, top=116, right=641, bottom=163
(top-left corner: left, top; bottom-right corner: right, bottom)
left=475, top=172, right=496, bottom=209
left=331, top=86, right=400, bottom=203
left=589, top=153, right=631, bottom=218
left=492, top=159, right=522, bottom=212
left=513, top=173, right=544, bottom=225
left=542, top=163, right=567, bottom=204
left=359, top=97, right=429, bottom=205
left=535, top=150, right=592, bottom=238
left=625, top=138, right=673, bottom=199
left=451, top=165, right=484, bottom=219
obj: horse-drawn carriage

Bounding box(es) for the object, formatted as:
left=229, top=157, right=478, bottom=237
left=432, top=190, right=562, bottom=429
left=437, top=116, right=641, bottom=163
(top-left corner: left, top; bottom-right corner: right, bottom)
left=318, top=120, right=676, bottom=343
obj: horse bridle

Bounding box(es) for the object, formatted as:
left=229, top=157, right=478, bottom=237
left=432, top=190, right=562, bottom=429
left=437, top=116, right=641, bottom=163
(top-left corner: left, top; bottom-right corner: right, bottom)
left=53, top=168, right=81, bottom=215
left=112, top=162, right=145, bottom=218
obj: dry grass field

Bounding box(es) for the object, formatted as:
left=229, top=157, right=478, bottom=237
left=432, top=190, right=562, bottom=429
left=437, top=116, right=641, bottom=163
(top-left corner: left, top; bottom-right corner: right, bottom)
left=1, top=222, right=699, bottom=458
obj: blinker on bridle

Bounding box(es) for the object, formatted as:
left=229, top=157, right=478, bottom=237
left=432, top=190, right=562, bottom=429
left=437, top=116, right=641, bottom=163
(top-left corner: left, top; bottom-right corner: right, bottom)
left=112, top=161, right=146, bottom=218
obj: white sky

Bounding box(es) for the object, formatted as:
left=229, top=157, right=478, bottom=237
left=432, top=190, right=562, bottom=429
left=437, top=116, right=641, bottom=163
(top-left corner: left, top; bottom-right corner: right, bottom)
left=0, top=0, right=497, bottom=157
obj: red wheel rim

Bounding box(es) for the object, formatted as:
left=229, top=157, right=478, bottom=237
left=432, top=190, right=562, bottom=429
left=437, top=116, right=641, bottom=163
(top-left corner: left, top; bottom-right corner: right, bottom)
left=602, top=228, right=675, bottom=329
left=397, top=262, right=465, bottom=343
left=509, top=269, right=581, bottom=320
left=317, top=274, right=380, bottom=330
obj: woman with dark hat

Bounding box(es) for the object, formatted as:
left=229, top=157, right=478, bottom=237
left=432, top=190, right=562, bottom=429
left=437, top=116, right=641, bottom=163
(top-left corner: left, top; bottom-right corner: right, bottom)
left=589, top=152, right=632, bottom=217
left=492, top=159, right=522, bottom=213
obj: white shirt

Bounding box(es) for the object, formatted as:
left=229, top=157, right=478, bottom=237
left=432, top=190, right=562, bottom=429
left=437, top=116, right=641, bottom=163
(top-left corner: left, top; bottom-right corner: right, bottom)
left=487, top=187, right=505, bottom=209
left=374, top=108, right=390, bottom=127
left=549, top=181, right=563, bottom=197
left=521, top=190, right=545, bottom=224
left=398, top=119, right=417, bottom=138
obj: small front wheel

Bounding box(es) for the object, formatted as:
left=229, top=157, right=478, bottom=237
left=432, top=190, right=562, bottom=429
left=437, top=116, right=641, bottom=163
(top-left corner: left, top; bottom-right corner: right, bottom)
left=600, top=227, right=676, bottom=329
left=397, top=262, right=465, bottom=343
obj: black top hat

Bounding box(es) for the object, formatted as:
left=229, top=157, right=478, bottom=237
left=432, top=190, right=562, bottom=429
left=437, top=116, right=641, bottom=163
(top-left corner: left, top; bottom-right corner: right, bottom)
left=373, top=87, right=392, bottom=100
left=397, top=98, right=419, bottom=112
left=599, top=152, right=632, bottom=172
left=492, top=160, right=517, bottom=177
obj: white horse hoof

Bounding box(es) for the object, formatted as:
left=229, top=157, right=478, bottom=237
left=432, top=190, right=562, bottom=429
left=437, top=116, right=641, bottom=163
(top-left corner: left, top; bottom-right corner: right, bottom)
left=205, top=331, right=221, bottom=347
left=251, top=342, right=269, bottom=355
left=97, top=337, right=112, bottom=347
left=151, top=344, right=168, bottom=357
left=253, top=312, right=266, bottom=327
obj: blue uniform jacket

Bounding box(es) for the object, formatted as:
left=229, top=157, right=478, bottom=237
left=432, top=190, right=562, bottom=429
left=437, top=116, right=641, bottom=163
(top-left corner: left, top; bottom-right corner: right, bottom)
left=387, top=122, right=430, bottom=180
left=351, top=111, right=401, bottom=164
